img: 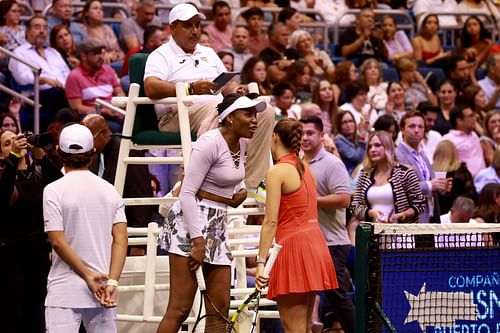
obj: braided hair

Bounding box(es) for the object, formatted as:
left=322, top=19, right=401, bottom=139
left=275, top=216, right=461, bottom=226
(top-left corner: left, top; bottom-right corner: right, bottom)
left=274, top=119, right=304, bottom=178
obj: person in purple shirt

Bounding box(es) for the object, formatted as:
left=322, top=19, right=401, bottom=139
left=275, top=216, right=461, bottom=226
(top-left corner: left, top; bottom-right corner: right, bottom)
left=156, top=93, right=266, bottom=333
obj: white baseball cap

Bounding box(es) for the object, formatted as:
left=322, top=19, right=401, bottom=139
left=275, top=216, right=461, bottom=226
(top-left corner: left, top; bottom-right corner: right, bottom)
left=59, top=124, right=94, bottom=154
left=219, top=96, right=267, bottom=121
left=169, top=3, right=206, bottom=24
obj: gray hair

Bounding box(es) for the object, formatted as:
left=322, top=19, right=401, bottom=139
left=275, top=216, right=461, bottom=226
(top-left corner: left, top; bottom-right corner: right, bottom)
left=288, top=29, right=311, bottom=49
left=452, top=196, right=475, bottom=217
left=485, top=54, right=500, bottom=72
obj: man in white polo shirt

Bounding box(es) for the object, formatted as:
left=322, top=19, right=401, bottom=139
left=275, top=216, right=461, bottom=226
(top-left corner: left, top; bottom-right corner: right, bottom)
left=43, top=124, right=128, bottom=332
left=144, top=3, right=274, bottom=191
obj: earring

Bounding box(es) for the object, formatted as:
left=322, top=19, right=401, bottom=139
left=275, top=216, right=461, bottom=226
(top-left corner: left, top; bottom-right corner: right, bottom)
left=229, top=120, right=234, bottom=128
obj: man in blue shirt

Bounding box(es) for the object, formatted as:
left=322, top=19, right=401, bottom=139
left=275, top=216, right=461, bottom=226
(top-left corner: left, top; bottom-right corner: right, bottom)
left=46, top=0, right=86, bottom=45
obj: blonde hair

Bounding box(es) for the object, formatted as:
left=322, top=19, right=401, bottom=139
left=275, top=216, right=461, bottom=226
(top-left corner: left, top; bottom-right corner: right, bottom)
left=395, top=57, right=417, bottom=72
left=362, top=131, right=397, bottom=172
left=359, top=58, right=383, bottom=85
left=432, top=140, right=461, bottom=172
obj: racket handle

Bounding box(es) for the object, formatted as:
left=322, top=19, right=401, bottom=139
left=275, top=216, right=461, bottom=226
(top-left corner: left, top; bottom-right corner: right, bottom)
left=195, top=266, right=207, bottom=291
left=263, top=243, right=282, bottom=278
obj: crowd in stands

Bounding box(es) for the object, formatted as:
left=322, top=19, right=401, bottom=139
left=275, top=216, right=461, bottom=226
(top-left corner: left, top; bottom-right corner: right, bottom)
left=1, top=0, right=500, bottom=331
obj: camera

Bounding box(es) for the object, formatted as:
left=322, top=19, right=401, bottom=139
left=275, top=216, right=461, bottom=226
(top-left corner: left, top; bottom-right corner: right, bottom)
left=23, top=131, right=53, bottom=147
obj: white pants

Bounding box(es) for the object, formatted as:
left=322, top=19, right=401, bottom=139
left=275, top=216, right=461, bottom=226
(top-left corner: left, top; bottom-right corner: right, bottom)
left=45, top=307, right=116, bottom=333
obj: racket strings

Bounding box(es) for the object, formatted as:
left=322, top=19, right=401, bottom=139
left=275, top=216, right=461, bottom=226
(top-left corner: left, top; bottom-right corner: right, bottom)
left=227, top=293, right=261, bottom=333
left=192, top=292, right=232, bottom=333
left=192, top=314, right=229, bottom=333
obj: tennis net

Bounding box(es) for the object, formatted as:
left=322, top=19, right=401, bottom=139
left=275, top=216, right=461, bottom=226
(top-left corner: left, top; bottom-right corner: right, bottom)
left=355, top=223, right=500, bottom=333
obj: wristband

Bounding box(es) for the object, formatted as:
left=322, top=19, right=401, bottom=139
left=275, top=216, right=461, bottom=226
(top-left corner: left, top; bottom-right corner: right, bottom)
left=106, top=279, right=118, bottom=287
left=256, top=256, right=266, bottom=264
left=188, top=82, right=195, bottom=95
left=10, top=151, right=21, bottom=158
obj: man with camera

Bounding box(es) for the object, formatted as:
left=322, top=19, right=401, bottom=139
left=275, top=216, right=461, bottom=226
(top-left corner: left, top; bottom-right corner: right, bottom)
left=144, top=3, right=274, bottom=192
left=0, top=129, right=62, bottom=331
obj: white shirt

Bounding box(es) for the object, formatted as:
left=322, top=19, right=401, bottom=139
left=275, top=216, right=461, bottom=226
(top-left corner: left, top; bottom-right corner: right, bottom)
left=144, top=38, right=226, bottom=84
left=145, top=38, right=226, bottom=117
left=9, top=42, right=70, bottom=91
left=368, top=82, right=388, bottom=111
left=43, top=170, right=126, bottom=308
left=339, top=102, right=379, bottom=127
left=478, top=76, right=500, bottom=109
left=413, top=0, right=459, bottom=28
left=422, top=130, right=442, bottom=164
left=314, top=0, right=355, bottom=26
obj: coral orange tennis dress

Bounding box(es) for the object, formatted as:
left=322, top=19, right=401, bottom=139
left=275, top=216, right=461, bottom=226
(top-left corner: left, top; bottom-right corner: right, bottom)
left=267, top=153, right=338, bottom=301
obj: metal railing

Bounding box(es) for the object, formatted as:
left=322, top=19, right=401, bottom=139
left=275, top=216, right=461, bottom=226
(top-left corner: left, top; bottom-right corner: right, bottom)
left=42, top=2, right=131, bottom=22
left=118, top=222, right=278, bottom=331
left=417, top=11, right=499, bottom=45
left=333, top=9, right=415, bottom=45
left=0, top=46, right=42, bottom=133
left=155, top=3, right=212, bottom=24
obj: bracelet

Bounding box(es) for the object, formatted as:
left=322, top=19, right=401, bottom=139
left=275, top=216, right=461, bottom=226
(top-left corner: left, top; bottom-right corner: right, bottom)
left=10, top=151, right=21, bottom=158
left=106, top=279, right=118, bottom=287
left=256, top=256, right=266, bottom=264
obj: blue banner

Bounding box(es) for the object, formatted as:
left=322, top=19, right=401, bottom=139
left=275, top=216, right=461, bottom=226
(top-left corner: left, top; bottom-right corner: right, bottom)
left=380, top=248, right=500, bottom=332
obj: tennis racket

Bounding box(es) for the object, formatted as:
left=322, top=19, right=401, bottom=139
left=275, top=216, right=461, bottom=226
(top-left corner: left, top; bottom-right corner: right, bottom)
left=226, top=243, right=282, bottom=333
left=192, top=266, right=232, bottom=333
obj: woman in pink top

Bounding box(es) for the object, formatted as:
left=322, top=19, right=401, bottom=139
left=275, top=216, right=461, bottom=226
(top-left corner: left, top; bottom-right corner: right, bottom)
left=156, top=94, right=266, bottom=333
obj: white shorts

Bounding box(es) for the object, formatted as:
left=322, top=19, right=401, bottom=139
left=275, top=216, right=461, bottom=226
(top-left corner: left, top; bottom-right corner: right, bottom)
left=159, top=198, right=233, bottom=266
left=45, top=307, right=116, bottom=333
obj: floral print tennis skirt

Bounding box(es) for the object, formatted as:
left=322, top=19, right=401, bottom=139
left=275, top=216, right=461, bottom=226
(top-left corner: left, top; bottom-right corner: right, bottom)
left=159, top=199, right=233, bottom=266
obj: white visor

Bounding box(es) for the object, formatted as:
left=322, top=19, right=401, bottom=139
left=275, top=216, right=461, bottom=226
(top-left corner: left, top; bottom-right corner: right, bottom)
left=219, top=96, right=266, bottom=122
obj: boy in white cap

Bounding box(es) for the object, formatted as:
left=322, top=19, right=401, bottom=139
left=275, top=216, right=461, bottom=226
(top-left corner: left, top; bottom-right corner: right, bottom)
left=43, top=124, right=128, bottom=333
left=144, top=3, right=275, bottom=193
